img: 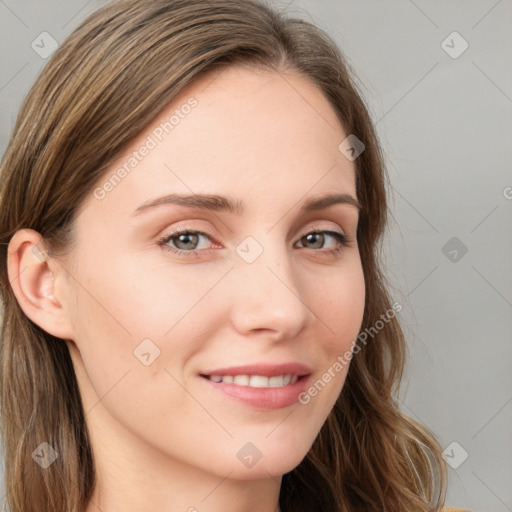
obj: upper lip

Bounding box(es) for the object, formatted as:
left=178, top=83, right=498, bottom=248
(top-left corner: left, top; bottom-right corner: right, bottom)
left=200, top=363, right=312, bottom=378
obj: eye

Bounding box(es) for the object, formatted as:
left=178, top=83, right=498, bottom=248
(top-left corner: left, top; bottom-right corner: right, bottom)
left=158, top=229, right=215, bottom=258
left=157, top=228, right=351, bottom=259
left=295, top=230, right=349, bottom=256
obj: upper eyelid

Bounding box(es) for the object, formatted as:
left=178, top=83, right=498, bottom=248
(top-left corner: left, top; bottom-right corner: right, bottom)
left=162, top=220, right=346, bottom=237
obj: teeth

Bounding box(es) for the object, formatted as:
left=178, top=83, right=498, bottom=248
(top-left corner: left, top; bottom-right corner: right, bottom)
left=268, top=376, right=284, bottom=387
left=233, top=375, right=250, bottom=386
left=250, top=375, right=269, bottom=387
left=207, top=373, right=299, bottom=387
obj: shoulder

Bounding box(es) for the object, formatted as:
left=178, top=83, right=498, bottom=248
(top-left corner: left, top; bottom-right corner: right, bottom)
left=441, top=508, right=472, bottom=512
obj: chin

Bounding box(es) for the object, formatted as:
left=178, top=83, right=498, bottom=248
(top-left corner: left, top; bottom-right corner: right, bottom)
left=211, top=438, right=312, bottom=481
left=226, top=455, right=306, bottom=481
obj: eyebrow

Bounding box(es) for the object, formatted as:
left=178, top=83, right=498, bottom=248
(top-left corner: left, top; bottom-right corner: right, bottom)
left=132, top=192, right=362, bottom=217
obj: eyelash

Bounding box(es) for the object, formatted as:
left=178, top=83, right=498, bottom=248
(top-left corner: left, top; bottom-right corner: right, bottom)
left=157, top=228, right=351, bottom=259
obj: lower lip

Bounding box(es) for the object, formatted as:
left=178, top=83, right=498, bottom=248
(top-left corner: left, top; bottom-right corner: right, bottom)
left=200, top=375, right=311, bottom=410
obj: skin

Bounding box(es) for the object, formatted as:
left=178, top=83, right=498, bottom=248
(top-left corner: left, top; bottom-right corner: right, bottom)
left=8, top=64, right=365, bottom=512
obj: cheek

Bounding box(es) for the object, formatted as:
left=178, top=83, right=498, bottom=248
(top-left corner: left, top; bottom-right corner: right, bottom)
left=71, top=250, right=227, bottom=338
left=300, top=260, right=365, bottom=408
left=314, top=260, right=366, bottom=352
left=66, top=254, right=230, bottom=396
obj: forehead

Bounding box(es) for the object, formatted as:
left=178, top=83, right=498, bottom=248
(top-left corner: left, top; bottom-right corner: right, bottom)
left=82, top=64, right=356, bottom=220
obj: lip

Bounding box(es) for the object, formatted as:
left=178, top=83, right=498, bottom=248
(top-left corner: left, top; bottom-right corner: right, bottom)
left=199, top=362, right=312, bottom=410
left=200, top=362, right=312, bottom=378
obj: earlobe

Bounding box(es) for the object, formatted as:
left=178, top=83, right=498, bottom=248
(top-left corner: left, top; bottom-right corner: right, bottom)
left=7, top=228, right=75, bottom=340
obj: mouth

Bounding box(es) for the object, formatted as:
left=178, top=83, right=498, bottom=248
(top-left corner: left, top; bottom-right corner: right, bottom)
left=199, top=363, right=312, bottom=410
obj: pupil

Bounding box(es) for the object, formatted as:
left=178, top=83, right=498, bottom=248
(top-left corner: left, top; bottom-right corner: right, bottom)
left=178, top=233, right=197, bottom=249
left=306, top=233, right=323, bottom=248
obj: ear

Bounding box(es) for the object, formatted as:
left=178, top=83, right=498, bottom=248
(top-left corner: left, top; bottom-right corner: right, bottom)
left=7, top=228, right=75, bottom=340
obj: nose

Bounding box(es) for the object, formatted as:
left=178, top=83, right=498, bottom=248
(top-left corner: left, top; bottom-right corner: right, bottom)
left=227, top=237, right=314, bottom=342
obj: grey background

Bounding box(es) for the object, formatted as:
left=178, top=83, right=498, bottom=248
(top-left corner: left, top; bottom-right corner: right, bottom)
left=0, top=1, right=511, bottom=511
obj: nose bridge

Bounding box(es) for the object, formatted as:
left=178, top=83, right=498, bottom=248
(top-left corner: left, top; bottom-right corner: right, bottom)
left=228, top=232, right=312, bottom=337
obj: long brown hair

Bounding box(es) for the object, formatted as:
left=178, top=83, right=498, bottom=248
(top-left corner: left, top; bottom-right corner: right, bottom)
left=0, top=0, right=447, bottom=510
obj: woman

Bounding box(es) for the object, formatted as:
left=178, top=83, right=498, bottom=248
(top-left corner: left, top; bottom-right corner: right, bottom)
left=0, top=0, right=469, bottom=511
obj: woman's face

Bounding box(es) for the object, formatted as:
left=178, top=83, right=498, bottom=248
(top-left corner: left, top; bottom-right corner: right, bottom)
left=61, top=64, right=365, bottom=480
